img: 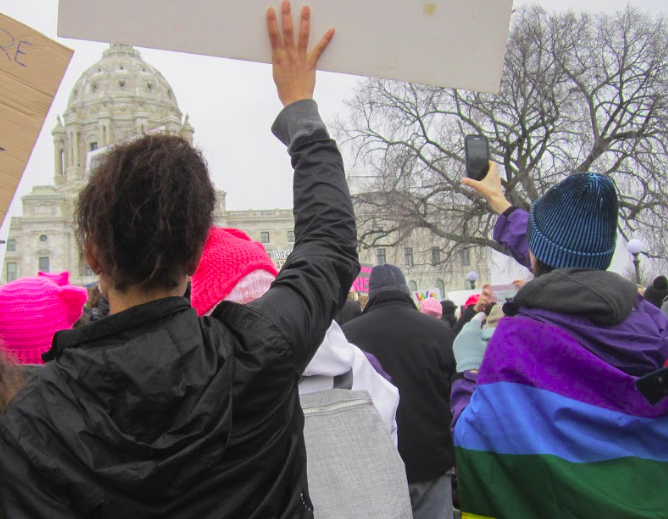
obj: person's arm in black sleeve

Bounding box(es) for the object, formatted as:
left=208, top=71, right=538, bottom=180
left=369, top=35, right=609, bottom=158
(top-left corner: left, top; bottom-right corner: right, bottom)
left=452, top=305, right=477, bottom=337
left=246, top=6, right=359, bottom=373
left=249, top=100, right=359, bottom=374
left=0, top=434, right=79, bottom=519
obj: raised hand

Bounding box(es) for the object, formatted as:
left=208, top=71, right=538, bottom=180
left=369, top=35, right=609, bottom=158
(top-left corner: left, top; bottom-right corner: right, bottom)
left=474, top=284, right=493, bottom=313
left=267, top=1, right=335, bottom=107
left=462, top=161, right=512, bottom=215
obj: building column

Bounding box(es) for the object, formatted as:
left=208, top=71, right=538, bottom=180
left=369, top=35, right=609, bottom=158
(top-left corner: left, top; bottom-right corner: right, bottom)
left=73, top=130, right=79, bottom=167
left=54, top=143, right=63, bottom=176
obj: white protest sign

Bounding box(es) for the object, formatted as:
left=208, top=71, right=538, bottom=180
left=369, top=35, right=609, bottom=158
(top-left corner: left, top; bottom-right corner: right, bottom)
left=0, top=13, right=73, bottom=226
left=447, top=289, right=481, bottom=308
left=488, top=283, right=518, bottom=303
left=57, top=0, right=513, bottom=93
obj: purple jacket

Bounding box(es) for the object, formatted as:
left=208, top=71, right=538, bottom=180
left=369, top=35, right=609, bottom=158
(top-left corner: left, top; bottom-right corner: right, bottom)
left=452, top=208, right=668, bottom=429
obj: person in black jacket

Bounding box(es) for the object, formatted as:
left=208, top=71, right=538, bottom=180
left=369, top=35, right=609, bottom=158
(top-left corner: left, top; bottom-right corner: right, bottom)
left=341, top=264, right=456, bottom=519
left=0, top=4, right=359, bottom=518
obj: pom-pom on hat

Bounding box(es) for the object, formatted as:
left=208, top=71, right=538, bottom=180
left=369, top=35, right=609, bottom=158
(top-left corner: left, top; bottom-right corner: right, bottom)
left=420, top=297, right=442, bottom=318
left=368, top=264, right=410, bottom=300
left=191, top=228, right=279, bottom=317
left=528, top=173, right=618, bottom=271
left=0, top=272, right=87, bottom=364
left=643, top=275, right=668, bottom=309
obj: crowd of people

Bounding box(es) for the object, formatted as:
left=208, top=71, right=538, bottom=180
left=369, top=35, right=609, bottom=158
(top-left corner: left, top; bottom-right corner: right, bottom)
left=0, top=3, right=667, bottom=518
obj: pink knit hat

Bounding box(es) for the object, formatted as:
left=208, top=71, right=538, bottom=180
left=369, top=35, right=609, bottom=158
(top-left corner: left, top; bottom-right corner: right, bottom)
left=0, top=272, right=87, bottom=364
left=191, top=228, right=279, bottom=316
left=420, top=297, right=443, bottom=318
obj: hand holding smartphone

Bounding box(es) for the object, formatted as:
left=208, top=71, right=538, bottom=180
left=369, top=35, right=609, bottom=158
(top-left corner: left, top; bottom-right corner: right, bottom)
left=465, top=135, right=490, bottom=181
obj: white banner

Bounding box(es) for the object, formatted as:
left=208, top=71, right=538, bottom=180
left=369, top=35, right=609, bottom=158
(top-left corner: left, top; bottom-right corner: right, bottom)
left=58, top=0, right=513, bottom=93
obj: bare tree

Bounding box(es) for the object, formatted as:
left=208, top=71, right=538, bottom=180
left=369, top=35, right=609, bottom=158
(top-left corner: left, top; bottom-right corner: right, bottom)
left=337, top=6, right=668, bottom=267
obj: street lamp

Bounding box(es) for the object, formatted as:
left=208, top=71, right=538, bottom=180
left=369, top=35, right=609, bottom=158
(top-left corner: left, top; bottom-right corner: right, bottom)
left=627, top=239, right=644, bottom=286
left=467, top=270, right=479, bottom=290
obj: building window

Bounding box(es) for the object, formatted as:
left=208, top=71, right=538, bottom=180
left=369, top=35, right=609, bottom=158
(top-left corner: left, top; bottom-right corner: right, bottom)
left=404, top=247, right=414, bottom=268
left=6, top=239, right=16, bottom=252
left=119, top=80, right=126, bottom=88
left=376, top=248, right=386, bottom=265
left=287, top=231, right=295, bottom=243
left=461, top=248, right=471, bottom=267
left=38, top=257, right=50, bottom=273
left=408, top=280, right=417, bottom=292
left=431, top=247, right=441, bottom=266
left=6, top=262, right=17, bottom=282
left=260, top=232, right=270, bottom=244
left=436, top=279, right=445, bottom=297
left=90, top=142, right=98, bottom=151
left=39, top=234, right=48, bottom=243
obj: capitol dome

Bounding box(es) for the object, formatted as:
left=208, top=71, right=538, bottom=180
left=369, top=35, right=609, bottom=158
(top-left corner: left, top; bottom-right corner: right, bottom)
left=53, top=44, right=193, bottom=186
left=65, top=44, right=181, bottom=120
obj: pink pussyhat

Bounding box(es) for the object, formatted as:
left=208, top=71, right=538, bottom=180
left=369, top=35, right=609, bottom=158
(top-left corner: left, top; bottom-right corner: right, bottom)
left=191, top=228, right=279, bottom=316
left=0, top=272, right=88, bottom=364
left=420, top=297, right=443, bottom=318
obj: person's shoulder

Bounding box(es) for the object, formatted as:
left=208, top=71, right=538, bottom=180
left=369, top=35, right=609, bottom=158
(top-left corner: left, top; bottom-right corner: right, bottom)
left=341, top=312, right=372, bottom=333
left=412, top=310, right=455, bottom=331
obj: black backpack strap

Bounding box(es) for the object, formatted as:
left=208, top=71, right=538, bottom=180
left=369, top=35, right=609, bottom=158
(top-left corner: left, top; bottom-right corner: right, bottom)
left=333, top=369, right=354, bottom=390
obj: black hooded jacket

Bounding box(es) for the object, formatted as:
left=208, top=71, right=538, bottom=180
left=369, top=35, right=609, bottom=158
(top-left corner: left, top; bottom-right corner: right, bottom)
left=0, top=100, right=360, bottom=519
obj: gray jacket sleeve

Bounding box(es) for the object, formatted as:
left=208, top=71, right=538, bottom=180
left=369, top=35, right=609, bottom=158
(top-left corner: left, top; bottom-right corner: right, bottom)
left=247, top=100, right=360, bottom=374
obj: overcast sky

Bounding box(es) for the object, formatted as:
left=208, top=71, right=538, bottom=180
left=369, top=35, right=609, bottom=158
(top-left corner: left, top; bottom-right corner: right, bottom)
left=1, top=0, right=666, bottom=279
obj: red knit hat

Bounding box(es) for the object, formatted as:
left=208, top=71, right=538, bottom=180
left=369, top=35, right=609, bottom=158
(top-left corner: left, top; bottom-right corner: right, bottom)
left=191, top=228, right=279, bottom=316
left=0, top=271, right=87, bottom=364
left=464, top=294, right=480, bottom=308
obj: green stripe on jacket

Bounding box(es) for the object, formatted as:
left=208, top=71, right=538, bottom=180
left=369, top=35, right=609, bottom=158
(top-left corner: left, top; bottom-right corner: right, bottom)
left=456, top=448, right=668, bottom=519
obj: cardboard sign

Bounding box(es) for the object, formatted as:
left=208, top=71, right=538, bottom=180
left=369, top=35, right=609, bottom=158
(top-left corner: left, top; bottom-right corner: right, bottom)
left=412, top=287, right=442, bottom=304
left=57, top=0, right=513, bottom=93
left=0, top=13, right=73, bottom=225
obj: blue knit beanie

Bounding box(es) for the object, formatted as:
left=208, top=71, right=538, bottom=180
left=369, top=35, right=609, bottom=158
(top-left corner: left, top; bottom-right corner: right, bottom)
left=368, top=264, right=410, bottom=299
left=527, top=173, right=618, bottom=271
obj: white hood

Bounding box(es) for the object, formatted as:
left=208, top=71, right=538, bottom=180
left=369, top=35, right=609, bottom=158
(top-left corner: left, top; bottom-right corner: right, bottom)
left=300, top=322, right=399, bottom=444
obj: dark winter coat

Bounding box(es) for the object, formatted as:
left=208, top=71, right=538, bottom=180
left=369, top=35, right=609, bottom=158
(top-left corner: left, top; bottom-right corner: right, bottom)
left=342, top=291, right=456, bottom=482
left=0, top=100, right=360, bottom=519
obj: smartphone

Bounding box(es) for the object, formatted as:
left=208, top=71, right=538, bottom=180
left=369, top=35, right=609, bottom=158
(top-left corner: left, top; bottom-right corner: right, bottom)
left=635, top=367, right=668, bottom=405
left=465, top=135, right=490, bottom=181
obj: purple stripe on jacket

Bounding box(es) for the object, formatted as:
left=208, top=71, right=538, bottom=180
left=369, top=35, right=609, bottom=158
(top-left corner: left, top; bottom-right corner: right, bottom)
left=479, top=316, right=668, bottom=418
left=451, top=207, right=668, bottom=431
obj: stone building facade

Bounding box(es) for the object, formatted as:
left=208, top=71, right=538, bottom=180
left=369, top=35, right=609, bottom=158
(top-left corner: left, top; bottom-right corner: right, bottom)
left=356, top=226, right=491, bottom=299
left=2, top=45, right=296, bottom=285
left=2, top=45, right=489, bottom=295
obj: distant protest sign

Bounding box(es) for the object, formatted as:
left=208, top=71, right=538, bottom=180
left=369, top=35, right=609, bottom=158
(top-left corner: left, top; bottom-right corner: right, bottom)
left=351, top=264, right=373, bottom=293
left=488, top=284, right=518, bottom=303
left=58, top=0, right=513, bottom=93
left=412, top=288, right=442, bottom=305
left=0, top=13, right=73, bottom=225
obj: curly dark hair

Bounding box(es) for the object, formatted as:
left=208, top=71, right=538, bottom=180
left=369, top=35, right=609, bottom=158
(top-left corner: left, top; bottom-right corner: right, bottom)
left=76, top=134, right=216, bottom=291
